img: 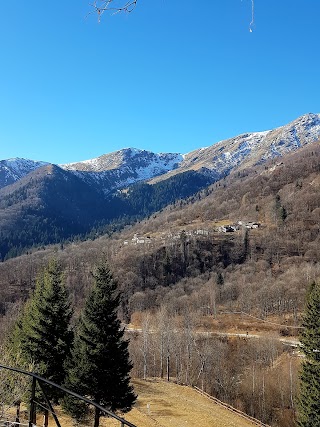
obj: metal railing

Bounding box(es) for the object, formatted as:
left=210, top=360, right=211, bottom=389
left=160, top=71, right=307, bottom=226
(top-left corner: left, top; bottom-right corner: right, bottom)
left=0, top=364, right=136, bottom=427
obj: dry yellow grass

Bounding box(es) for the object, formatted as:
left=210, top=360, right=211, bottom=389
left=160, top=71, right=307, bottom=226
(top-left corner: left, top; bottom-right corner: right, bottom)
left=99, top=379, right=261, bottom=427
left=10, top=379, right=261, bottom=427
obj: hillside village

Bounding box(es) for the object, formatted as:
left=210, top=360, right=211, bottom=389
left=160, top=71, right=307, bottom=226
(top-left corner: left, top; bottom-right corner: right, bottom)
left=125, top=220, right=261, bottom=246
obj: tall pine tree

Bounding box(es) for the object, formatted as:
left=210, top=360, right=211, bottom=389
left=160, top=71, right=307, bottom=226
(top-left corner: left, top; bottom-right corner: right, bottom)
left=65, top=262, right=136, bottom=427
left=11, top=259, right=73, bottom=402
left=298, top=281, right=320, bottom=427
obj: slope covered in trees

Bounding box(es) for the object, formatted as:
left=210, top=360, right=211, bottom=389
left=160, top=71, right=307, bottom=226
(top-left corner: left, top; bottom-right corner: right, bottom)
left=0, top=141, right=319, bottom=317
left=0, top=141, right=319, bottom=427
left=298, top=281, right=320, bottom=426
left=1, top=113, right=319, bottom=260
left=0, top=165, right=214, bottom=260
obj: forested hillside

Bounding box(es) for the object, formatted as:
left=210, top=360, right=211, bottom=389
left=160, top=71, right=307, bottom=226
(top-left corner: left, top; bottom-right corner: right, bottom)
left=1, top=113, right=319, bottom=260
left=0, top=141, right=319, bottom=426
left=0, top=166, right=214, bottom=260
left=0, top=141, right=319, bottom=317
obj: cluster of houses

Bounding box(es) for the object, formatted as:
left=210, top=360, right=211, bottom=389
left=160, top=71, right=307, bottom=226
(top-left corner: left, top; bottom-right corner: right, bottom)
left=124, top=229, right=210, bottom=246
left=123, top=221, right=261, bottom=246
left=218, top=221, right=260, bottom=233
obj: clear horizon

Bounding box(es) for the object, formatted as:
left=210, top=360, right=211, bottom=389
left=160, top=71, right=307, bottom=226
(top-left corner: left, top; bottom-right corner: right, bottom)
left=1, top=1, right=319, bottom=164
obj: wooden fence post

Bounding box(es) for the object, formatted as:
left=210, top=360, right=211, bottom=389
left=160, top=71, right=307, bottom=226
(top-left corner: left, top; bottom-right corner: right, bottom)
left=43, top=410, right=48, bottom=427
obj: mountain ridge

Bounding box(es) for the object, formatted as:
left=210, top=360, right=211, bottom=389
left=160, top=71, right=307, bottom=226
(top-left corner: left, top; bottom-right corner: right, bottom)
left=0, top=112, right=319, bottom=259
left=1, top=113, right=320, bottom=193
left=150, top=112, right=320, bottom=183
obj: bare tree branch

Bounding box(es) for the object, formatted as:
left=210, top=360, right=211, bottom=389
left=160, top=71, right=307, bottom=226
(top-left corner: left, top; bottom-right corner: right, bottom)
left=90, top=0, right=255, bottom=32
left=90, top=0, right=138, bottom=22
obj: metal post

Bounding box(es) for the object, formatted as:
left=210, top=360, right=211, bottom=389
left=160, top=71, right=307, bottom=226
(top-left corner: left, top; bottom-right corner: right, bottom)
left=0, top=364, right=137, bottom=427
left=29, top=377, right=37, bottom=427
left=37, top=380, right=61, bottom=427
left=15, top=401, right=21, bottom=423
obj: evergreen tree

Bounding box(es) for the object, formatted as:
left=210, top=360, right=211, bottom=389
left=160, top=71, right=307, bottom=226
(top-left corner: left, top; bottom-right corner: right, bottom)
left=298, top=281, right=320, bottom=427
left=64, top=262, right=136, bottom=427
left=11, top=259, right=73, bottom=402
left=216, top=272, right=224, bottom=288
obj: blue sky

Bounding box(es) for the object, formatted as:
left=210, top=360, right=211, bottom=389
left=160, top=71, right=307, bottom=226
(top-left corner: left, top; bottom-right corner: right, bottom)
left=0, top=0, right=319, bottom=164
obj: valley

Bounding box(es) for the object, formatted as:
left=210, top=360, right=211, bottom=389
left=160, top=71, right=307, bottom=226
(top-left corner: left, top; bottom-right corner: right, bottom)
left=0, top=113, right=319, bottom=260
left=0, top=116, right=319, bottom=427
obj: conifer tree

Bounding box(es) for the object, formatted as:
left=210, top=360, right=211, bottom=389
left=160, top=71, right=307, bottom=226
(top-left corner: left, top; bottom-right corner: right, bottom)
left=11, top=259, right=73, bottom=402
left=298, top=281, right=320, bottom=427
left=64, top=262, right=136, bottom=427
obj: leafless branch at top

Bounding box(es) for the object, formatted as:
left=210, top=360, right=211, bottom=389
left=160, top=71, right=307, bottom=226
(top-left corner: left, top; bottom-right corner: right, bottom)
left=90, top=0, right=138, bottom=21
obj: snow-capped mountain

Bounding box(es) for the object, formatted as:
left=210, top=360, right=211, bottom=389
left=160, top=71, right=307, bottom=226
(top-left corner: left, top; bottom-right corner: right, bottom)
left=0, top=158, right=49, bottom=189
left=158, top=112, right=320, bottom=181
left=0, top=113, right=320, bottom=259
left=62, top=148, right=182, bottom=173
left=1, top=113, right=320, bottom=192
left=60, top=148, right=183, bottom=193
left=59, top=112, right=320, bottom=189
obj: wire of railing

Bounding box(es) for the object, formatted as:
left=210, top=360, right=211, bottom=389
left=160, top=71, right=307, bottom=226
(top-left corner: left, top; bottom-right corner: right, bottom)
left=0, top=364, right=136, bottom=427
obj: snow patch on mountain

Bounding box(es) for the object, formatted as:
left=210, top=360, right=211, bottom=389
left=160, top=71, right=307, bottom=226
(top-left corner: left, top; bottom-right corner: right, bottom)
left=61, top=148, right=183, bottom=193
left=0, top=158, right=49, bottom=188
left=1, top=113, right=320, bottom=193
left=62, top=113, right=320, bottom=192
left=173, top=114, right=320, bottom=182
left=2, top=158, right=48, bottom=178
left=63, top=148, right=182, bottom=173
left=258, top=113, right=320, bottom=163
left=181, top=130, right=271, bottom=174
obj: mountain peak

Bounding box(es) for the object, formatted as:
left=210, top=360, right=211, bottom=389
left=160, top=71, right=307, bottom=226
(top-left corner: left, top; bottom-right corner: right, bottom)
left=61, top=148, right=182, bottom=174
left=0, top=158, right=49, bottom=188
left=1, top=113, right=320, bottom=192
left=282, top=113, right=320, bottom=131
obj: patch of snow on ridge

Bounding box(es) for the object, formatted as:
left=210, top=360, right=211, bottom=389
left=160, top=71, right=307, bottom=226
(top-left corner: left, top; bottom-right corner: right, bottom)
left=124, top=147, right=141, bottom=157
left=261, top=113, right=320, bottom=161
left=209, top=131, right=270, bottom=171
left=59, top=112, right=320, bottom=192
left=1, top=158, right=48, bottom=180
left=61, top=149, right=184, bottom=194
left=182, top=147, right=208, bottom=159
left=62, top=149, right=183, bottom=175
